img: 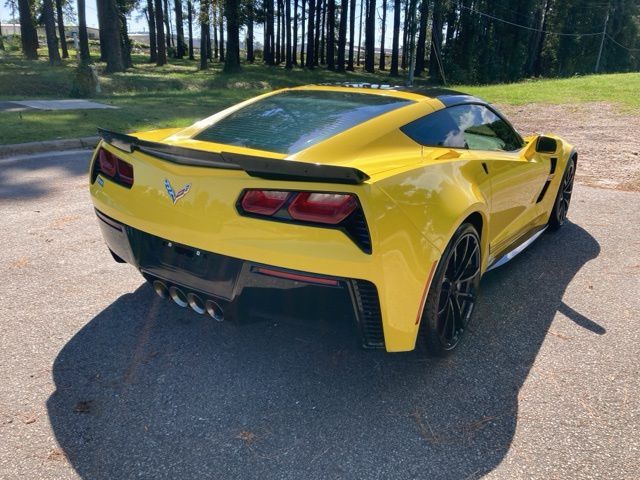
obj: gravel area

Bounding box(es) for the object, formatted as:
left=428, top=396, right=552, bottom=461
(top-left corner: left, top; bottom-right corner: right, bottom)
left=499, top=102, right=640, bottom=191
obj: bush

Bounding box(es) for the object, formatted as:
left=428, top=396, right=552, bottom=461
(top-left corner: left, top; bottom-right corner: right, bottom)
left=69, top=63, right=98, bottom=98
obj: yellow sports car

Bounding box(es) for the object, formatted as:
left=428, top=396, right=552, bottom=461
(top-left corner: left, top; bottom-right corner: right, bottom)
left=89, top=84, right=576, bottom=355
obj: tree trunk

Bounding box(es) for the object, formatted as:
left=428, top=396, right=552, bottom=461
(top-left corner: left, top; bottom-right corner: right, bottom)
left=154, top=0, right=167, bottom=65
left=379, top=0, right=387, bottom=70
left=247, top=1, right=254, bottom=62
left=314, top=0, right=321, bottom=64
left=414, top=0, right=429, bottom=76
left=97, top=0, right=107, bottom=60
left=390, top=0, right=400, bottom=75
left=55, top=0, right=69, bottom=58
left=264, top=0, right=274, bottom=64
left=326, top=0, right=335, bottom=69
left=300, top=0, right=306, bottom=65
left=103, top=0, right=124, bottom=72
left=285, top=0, right=292, bottom=67
left=337, top=0, right=347, bottom=71
left=428, top=0, right=443, bottom=79
left=212, top=4, right=218, bottom=59
left=305, top=0, right=315, bottom=67
left=401, top=0, right=409, bottom=69
left=223, top=0, right=241, bottom=72
left=187, top=0, right=194, bottom=59
left=280, top=0, right=286, bottom=61
left=119, top=8, right=133, bottom=68
left=174, top=0, right=186, bottom=58
left=319, top=0, right=326, bottom=64
left=199, top=0, right=209, bottom=68
left=18, top=0, right=38, bottom=59
left=147, top=0, right=158, bottom=62
left=77, top=0, right=91, bottom=63
left=219, top=12, right=225, bottom=62
left=293, top=0, right=298, bottom=65
left=43, top=0, right=62, bottom=65
left=347, top=0, right=355, bottom=69
left=163, top=0, right=172, bottom=50
left=276, top=0, right=281, bottom=63
left=364, top=0, right=375, bottom=72
left=356, top=0, right=363, bottom=66
left=0, top=24, right=4, bottom=50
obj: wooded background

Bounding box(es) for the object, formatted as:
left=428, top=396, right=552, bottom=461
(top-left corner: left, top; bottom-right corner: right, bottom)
left=4, top=0, right=640, bottom=83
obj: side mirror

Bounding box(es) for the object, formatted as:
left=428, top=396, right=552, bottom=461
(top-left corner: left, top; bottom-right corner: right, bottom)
left=535, top=136, right=558, bottom=154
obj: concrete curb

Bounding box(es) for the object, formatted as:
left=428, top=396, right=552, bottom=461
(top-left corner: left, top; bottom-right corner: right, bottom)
left=0, top=136, right=99, bottom=159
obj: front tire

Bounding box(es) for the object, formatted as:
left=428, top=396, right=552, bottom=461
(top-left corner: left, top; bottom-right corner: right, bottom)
left=548, top=156, right=576, bottom=230
left=420, top=223, right=481, bottom=357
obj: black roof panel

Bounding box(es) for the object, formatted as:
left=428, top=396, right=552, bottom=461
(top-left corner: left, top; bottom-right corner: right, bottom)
left=320, top=82, right=486, bottom=106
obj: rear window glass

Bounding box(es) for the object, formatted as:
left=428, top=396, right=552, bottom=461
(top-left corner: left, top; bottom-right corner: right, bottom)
left=194, top=90, right=413, bottom=154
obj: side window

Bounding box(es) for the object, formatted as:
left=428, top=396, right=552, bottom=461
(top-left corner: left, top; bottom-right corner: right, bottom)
left=401, top=104, right=523, bottom=151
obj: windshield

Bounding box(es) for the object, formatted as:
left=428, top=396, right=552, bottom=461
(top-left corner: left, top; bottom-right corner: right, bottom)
left=194, top=90, right=413, bottom=154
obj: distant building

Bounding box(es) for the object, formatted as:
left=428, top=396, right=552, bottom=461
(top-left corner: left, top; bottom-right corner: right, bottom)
left=1, top=24, right=100, bottom=40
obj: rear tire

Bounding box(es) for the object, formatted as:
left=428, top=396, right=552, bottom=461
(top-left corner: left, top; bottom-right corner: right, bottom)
left=420, top=223, right=481, bottom=357
left=548, top=156, right=576, bottom=230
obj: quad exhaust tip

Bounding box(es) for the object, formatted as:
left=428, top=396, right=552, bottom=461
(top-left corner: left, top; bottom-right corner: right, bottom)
left=187, top=293, right=206, bottom=315
left=169, top=286, right=188, bottom=308
left=152, top=279, right=224, bottom=321
left=153, top=280, right=169, bottom=299
left=205, top=300, right=224, bottom=322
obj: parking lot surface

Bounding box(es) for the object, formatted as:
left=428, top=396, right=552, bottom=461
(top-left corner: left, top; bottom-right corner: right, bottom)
left=1, top=150, right=638, bottom=479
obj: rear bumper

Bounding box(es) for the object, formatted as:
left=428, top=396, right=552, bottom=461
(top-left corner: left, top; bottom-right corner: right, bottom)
left=96, top=209, right=385, bottom=349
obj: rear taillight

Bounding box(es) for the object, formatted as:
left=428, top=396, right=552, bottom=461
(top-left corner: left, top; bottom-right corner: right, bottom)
left=98, top=149, right=117, bottom=177
left=237, top=189, right=371, bottom=253
left=288, top=192, right=357, bottom=224
left=93, top=148, right=134, bottom=188
left=240, top=189, right=290, bottom=215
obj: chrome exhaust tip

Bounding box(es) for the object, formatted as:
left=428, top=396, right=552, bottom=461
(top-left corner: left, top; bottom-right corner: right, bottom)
left=205, top=300, right=224, bottom=322
left=153, top=280, right=169, bottom=299
left=187, top=293, right=206, bottom=314
left=168, top=286, right=188, bottom=307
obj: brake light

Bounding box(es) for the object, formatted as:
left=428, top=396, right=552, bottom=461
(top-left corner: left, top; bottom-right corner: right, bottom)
left=94, top=148, right=134, bottom=188
left=241, top=190, right=290, bottom=215
left=288, top=192, right=357, bottom=224
left=116, top=158, right=134, bottom=186
left=98, top=149, right=117, bottom=177
left=237, top=189, right=371, bottom=253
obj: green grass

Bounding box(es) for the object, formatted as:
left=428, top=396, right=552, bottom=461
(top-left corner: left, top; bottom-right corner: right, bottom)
left=1, top=45, right=638, bottom=144
left=461, top=73, right=640, bottom=109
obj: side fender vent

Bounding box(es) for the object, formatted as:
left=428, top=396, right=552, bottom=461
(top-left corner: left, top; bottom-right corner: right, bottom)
left=550, top=157, right=557, bottom=174
left=536, top=180, right=552, bottom=203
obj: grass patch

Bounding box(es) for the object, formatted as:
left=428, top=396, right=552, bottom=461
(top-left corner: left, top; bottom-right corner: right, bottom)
left=461, top=73, right=640, bottom=109
left=1, top=48, right=638, bottom=144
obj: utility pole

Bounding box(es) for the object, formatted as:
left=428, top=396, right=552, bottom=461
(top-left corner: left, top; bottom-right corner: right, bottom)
left=595, top=1, right=610, bottom=73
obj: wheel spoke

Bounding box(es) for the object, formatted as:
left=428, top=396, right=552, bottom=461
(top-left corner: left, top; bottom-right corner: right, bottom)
left=440, top=302, right=453, bottom=340
left=455, top=243, right=479, bottom=281
left=450, top=296, right=462, bottom=338
left=456, top=291, right=476, bottom=302
left=454, top=236, right=469, bottom=279
left=457, top=266, right=480, bottom=283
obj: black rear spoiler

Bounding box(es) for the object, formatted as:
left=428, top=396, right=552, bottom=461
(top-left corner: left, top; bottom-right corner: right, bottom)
left=98, top=128, right=369, bottom=185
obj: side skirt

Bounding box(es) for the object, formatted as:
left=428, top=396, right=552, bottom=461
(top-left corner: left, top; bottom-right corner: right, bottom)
left=486, top=225, right=548, bottom=272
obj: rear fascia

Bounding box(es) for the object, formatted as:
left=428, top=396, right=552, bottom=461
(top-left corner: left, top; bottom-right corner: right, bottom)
left=89, top=142, right=441, bottom=351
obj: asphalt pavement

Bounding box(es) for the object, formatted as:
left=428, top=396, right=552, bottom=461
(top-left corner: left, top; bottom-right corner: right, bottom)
left=1, top=150, right=638, bottom=479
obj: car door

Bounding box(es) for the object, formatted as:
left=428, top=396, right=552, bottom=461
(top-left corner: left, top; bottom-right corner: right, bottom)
left=444, top=104, right=549, bottom=255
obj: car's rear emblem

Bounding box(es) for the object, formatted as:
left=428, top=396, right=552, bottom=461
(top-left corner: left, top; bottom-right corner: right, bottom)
left=164, top=179, right=191, bottom=205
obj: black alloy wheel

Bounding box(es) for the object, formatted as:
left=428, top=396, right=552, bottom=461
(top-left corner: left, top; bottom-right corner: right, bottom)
left=549, top=156, right=576, bottom=230
left=421, top=223, right=482, bottom=356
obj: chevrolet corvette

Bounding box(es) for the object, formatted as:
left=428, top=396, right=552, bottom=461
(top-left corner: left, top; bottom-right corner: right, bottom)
left=89, top=84, right=576, bottom=355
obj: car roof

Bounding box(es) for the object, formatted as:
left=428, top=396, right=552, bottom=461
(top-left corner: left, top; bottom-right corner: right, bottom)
left=302, top=83, right=486, bottom=107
